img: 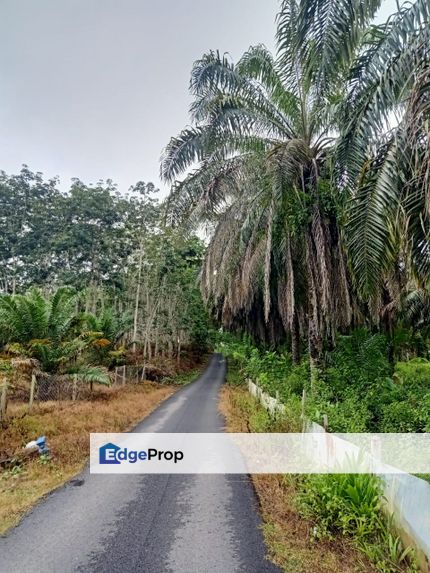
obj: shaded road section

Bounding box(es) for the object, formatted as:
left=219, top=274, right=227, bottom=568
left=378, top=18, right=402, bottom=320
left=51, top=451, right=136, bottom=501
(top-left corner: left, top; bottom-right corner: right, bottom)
left=0, top=354, right=281, bottom=573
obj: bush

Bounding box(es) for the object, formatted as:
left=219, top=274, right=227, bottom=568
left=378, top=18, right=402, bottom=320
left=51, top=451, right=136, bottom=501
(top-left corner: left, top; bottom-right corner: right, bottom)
left=217, top=329, right=430, bottom=433
left=394, top=359, right=430, bottom=389
left=299, top=473, right=383, bottom=540
left=380, top=396, right=430, bottom=432
left=216, top=331, right=303, bottom=399
left=307, top=390, right=371, bottom=432
left=299, top=473, right=418, bottom=572
left=377, top=360, right=430, bottom=432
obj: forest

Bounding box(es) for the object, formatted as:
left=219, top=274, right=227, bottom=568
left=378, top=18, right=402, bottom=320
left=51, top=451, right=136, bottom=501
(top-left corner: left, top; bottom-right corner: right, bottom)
left=0, top=167, right=211, bottom=388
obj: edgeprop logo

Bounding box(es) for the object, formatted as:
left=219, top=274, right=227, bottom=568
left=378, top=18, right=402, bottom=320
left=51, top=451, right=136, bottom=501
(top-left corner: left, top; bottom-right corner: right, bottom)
left=99, top=442, right=184, bottom=465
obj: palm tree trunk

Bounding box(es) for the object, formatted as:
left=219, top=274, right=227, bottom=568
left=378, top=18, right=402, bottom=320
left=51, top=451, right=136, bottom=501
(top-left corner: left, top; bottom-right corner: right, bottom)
left=308, top=318, right=322, bottom=391
left=291, top=312, right=300, bottom=365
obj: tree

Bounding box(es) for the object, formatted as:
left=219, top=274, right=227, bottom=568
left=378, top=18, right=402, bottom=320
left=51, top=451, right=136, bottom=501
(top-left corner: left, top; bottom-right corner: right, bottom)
left=160, top=0, right=430, bottom=374
left=337, top=0, right=430, bottom=300
left=80, top=307, right=132, bottom=366
left=0, top=168, right=160, bottom=297
left=0, top=287, right=80, bottom=372
left=124, top=229, right=211, bottom=362
left=159, top=10, right=362, bottom=366
left=0, top=166, right=61, bottom=293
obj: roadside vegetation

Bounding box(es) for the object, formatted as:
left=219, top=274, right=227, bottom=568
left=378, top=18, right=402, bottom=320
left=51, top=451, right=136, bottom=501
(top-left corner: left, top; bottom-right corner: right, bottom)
left=217, top=331, right=430, bottom=434
left=214, top=269, right=430, bottom=569
left=0, top=382, right=175, bottom=534
left=0, top=174, right=211, bottom=531
left=220, top=366, right=419, bottom=573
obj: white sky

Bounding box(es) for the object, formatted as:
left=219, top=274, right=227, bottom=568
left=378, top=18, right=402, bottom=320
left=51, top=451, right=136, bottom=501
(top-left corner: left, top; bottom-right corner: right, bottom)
left=0, top=0, right=398, bottom=196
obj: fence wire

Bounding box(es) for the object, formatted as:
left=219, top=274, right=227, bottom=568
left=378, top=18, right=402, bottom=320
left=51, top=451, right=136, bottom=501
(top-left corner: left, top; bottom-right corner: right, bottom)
left=0, top=364, right=150, bottom=423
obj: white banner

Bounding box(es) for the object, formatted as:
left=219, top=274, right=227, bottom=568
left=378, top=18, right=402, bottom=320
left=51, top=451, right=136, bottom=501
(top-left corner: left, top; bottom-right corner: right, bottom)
left=90, top=433, right=430, bottom=474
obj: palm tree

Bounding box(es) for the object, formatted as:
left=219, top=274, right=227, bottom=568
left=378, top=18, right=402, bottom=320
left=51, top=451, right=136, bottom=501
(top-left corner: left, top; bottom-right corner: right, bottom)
left=0, top=287, right=110, bottom=385
left=0, top=286, right=81, bottom=372
left=0, top=286, right=78, bottom=346
left=339, top=0, right=430, bottom=300
left=160, top=1, right=377, bottom=369
left=161, top=0, right=429, bottom=372
left=79, top=308, right=131, bottom=365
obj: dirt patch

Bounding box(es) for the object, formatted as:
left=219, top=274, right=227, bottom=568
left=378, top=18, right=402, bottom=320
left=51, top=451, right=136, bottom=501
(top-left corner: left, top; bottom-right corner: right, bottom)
left=0, top=382, right=176, bottom=534
left=219, top=386, right=375, bottom=573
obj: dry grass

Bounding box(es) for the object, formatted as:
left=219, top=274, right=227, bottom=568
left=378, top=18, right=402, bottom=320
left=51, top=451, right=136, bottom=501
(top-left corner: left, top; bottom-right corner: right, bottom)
left=0, top=383, right=176, bottom=534
left=219, top=386, right=375, bottom=573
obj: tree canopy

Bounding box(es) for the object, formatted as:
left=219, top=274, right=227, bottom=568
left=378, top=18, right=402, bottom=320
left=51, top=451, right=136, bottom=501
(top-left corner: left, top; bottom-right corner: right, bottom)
left=161, top=0, right=430, bottom=367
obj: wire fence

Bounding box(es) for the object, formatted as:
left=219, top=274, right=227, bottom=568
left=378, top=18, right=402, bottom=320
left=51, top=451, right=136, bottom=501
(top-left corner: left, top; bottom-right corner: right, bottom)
left=0, top=364, right=152, bottom=424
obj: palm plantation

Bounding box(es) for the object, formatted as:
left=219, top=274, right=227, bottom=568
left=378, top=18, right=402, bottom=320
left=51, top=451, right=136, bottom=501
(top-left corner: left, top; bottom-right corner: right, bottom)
left=161, top=0, right=430, bottom=374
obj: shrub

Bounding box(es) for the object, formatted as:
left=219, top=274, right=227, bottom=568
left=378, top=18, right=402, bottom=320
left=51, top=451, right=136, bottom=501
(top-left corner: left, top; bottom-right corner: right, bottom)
left=217, top=330, right=430, bottom=434
left=394, top=359, right=430, bottom=389
left=380, top=396, right=430, bottom=433
left=298, top=473, right=418, bottom=572
left=299, top=473, right=383, bottom=540
left=307, top=391, right=371, bottom=432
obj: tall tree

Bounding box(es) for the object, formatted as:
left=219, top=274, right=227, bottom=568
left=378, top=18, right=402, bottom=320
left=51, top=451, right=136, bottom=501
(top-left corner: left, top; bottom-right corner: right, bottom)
left=0, top=166, right=61, bottom=293
left=160, top=0, right=430, bottom=372
left=0, top=168, right=159, bottom=295
left=337, top=0, right=430, bottom=300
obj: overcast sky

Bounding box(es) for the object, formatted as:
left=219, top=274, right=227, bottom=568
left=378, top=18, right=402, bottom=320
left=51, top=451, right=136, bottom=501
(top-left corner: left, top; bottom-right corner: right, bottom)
left=0, top=0, right=398, bottom=196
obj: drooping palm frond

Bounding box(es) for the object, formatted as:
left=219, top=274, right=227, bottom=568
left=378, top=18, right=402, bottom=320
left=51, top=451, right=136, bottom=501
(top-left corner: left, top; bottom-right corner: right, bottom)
left=190, top=50, right=239, bottom=95
left=338, top=0, right=430, bottom=190
left=0, top=295, right=26, bottom=343
left=160, top=126, right=212, bottom=183
left=339, top=0, right=430, bottom=297
left=346, top=137, right=401, bottom=296
left=161, top=0, right=429, bottom=350
left=0, top=288, right=75, bottom=344
left=67, top=365, right=110, bottom=386
left=163, top=152, right=260, bottom=228
left=80, top=308, right=132, bottom=344
left=48, top=286, right=78, bottom=342
left=402, top=288, right=430, bottom=328
left=276, top=0, right=301, bottom=90
left=297, top=0, right=382, bottom=97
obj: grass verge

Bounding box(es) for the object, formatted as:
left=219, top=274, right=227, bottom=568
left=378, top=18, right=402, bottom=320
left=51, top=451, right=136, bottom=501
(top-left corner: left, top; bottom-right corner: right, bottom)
left=219, top=380, right=375, bottom=573
left=0, top=382, right=176, bottom=534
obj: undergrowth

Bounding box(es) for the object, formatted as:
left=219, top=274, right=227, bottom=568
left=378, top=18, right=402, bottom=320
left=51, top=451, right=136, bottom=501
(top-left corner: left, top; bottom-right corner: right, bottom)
left=222, top=362, right=419, bottom=573
left=218, top=330, right=430, bottom=433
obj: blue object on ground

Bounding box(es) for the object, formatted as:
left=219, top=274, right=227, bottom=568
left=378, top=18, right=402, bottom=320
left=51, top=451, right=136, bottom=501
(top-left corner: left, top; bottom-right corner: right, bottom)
left=35, top=436, right=50, bottom=455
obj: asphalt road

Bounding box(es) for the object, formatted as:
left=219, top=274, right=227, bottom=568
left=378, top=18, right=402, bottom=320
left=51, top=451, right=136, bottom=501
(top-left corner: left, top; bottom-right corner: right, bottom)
left=0, top=354, right=281, bottom=573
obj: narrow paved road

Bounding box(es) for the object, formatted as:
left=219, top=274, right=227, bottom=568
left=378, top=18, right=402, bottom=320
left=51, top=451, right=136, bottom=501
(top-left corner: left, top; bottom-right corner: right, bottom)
left=0, top=355, right=281, bottom=573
